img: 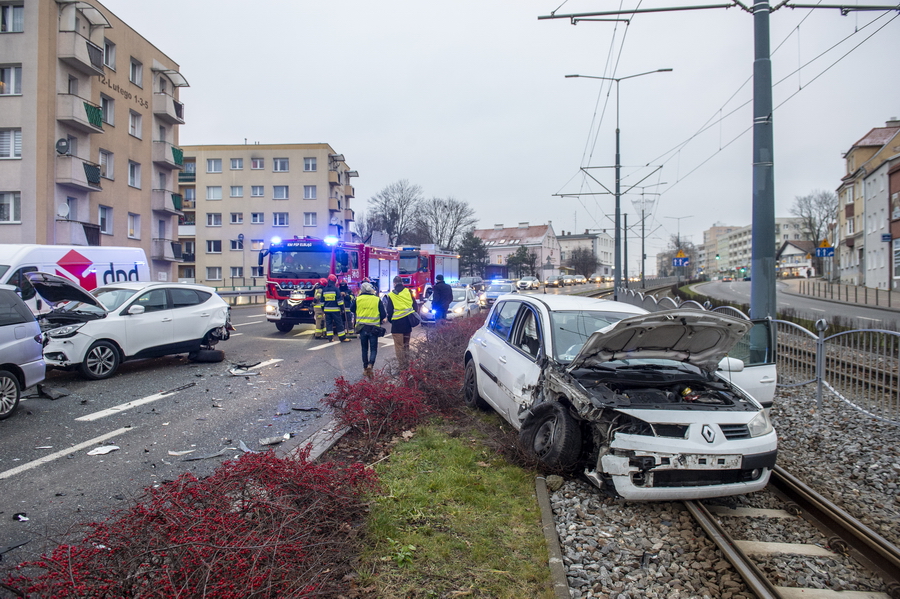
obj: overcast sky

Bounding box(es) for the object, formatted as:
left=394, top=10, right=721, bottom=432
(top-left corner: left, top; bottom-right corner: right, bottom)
left=101, top=0, right=899, bottom=273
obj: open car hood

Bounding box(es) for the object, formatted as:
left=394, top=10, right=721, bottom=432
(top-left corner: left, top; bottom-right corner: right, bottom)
left=568, top=309, right=752, bottom=373
left=24, top=271, right=105, bottom=309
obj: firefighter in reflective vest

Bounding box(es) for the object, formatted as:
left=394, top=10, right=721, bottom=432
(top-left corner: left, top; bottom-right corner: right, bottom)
left=312, top=278, right=327, bottom=339
left=322, top=274, right=350, bottom=342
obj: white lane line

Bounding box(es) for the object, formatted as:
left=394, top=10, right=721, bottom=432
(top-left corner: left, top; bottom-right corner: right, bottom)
left=230, top=332, right=243, bottom=337
left=309, top=340, right=344, bottom=351
left=810, top=308, right=825, bottom=312
left=77, top=390, right=180, bottom=421
left=294, top=330, right=315, bottom=337
left=234, top=320, right=265, bottom=327
left=249, top=359, right=282, bottom=369
left=0, top=427, right=131, bottom=480
left=858, top=316, right=879, bottom=321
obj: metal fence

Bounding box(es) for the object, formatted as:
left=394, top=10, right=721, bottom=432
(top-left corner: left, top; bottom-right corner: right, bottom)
left=616, top=287, right=900, bottom=425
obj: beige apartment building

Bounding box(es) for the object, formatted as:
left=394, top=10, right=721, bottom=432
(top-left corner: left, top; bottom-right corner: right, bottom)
left=177, top=144, right=357, bottom=287
left=0, top=0, right=187, bottom=281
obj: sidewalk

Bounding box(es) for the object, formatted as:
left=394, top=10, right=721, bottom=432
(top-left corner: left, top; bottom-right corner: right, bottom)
left=779, top=277, right=900, bottom=313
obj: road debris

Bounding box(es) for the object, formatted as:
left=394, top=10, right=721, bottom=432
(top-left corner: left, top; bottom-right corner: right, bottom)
left=167, top=450, right=195, bottom=456
left=87, top=445, right=120, bottom=456
left=238, top=441, right=257, bottom=453
left=12, top=514, right=28, bottom=522
left=291, top=406, right=320, bottom=412
left=259, top=434, right=290, bottom=446
left=35, top=384, right=70, bottom=400
left=181, top=448, right=228, bottom=462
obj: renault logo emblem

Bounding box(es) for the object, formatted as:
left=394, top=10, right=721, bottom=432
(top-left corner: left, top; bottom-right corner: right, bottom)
left=701, top=424, right=715, bottom=443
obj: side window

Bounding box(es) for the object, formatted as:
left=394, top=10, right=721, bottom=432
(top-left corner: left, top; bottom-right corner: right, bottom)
left=0, top=290, right=31, bottom=326
left=133, top=289, right=168, bottom=312
left=512, top=307, right=542, bottom=359
left=349, top=251, right=359, bottom=271
left=488, top=301, right=520, bottom=341
left=728, top=320, right=774, bottom=366
left=335, top=249, right=349, bottom=274
left=9, top=266, right=37, bottom=301
left=170, top=288, right=210, bottom=308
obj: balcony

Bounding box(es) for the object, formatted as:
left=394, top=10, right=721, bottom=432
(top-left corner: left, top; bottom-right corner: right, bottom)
left=153, top=141, right=183, bottom=169
left=152, top=239, right=182, bottom=261
left=181, top=199, right=196, bottom=210
left=328, top=197, right=340, bottom=211
left=57, top=94, right=103, bottom=134
left=153, top=92, right=185, bottom=125
left=178, top=172, right=196, bottom=183
left=328, top=170, right=339, bottom=185
left=343, top=209, right=354, bottom=222
left=343, top=184, right=355, bottom=198
left=178, top=224, right=196, bottom=237
left=180, top=252, right=195, bottom=263
left=56, top=155, right=102, bottom=192
left=58, top=31, right=104, bottom=76
left=151, top=189, right=183, bottom=215
left=54, top=219, right=101, bottom=246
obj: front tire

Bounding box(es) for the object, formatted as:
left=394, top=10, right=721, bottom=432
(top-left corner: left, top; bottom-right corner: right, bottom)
left=0, top=370, right=21, bottom=420
left=80, top=341, right=120, bottom=380
left=189, top=348, right=225, bottom=363
left=275, top=322, right=294, bottom=333
left=519, top=402, right=581, bottom=471
left=463, top=360, right=490, bottom=411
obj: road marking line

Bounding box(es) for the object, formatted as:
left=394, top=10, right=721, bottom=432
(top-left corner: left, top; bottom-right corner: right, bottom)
left=294, top=330, right=315, bottom=337
left=77, top=390, right=180, bottom=421
left=810, top=308, right=825, bottom=312
left=0, top=427, right=131, bottom=480
left=309, top=340, right=341, bottom=351
left=233, top=320, right=265, bottom=327
left=230, top=332, right=243, bottom=336
left=858, top=316, right=879, bottom=321
left=249, top=359, right=283, bottom=369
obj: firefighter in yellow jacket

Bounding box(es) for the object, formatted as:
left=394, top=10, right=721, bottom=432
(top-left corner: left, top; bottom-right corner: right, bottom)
left=312, top=278, right=326, bottom=339
left=322, top=274, right=350, bottom=342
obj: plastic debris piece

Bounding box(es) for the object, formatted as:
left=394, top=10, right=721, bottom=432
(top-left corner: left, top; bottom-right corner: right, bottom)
left=167, top=450, right=195, bottom=456
left=291, top=406, right=320, bottom=412
left=228, top=364, right=260, bottom=376
left=36, top=384, right=70, bottom=400
left=12, top=513, right=28, bottom=522
left=238, top=440, right=257, bottom=453
left=180, top=448, right=227, bottom=462
left=87, top=445, right=119, bottom=456
left=259, top=435, right=288, bottom=446
left=35, top=446, right=53, bottom=450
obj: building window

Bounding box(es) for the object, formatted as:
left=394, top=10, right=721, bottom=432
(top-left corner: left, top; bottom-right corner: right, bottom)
left=0, top=129, right=21, bottom=158
left=206, top=186, right=222, bottom=200
left=251, top=239, right=264, bottom=251
left=99, top=149, right=113, bottom=178
left=303, top=185, right=316, bottom=200
left=894, top=240, right=900, bottom=278
left=1, top=5, right=25, bottom=33
left=184, top=187, right=195, bottom=203
left=100, top=95, right=114, bottom=125
left=230, top=266, right=243, bottom=277
left=251, top=158, right=264, bottom=170
left=251, top=212, right=264, bottom=224
left=206, top=266, right=222, bottom=280
left=102, top=39, right=115, bottom=69
left=230, top=212, right=243, bottom=224
left=127, top=161, right=140, bottom=188
left=207, top=158, right=222, bottom=173
left=0, top=191, right=20, bottom=223
left=129, top=58, right=142, bottom=87
left=230, top=240, right=243, bottom=251
left=251, top=185, right=264, bottom=197
left=67, top=75, right=78, bottom=96
left=0, top=65, right=22, bottom=95
left=230, top=158, right=243, bottom=170
left=128, top=111, right=142, bottom=138
left=273, top=212, right=288, bottom=227
left=127, top=213, right=140, bottom=239
left=230, top=185, right=243, bottom=198
left=207, top=213, right=222, bottom=227
left=273, top=158, right=289, bottom=172
left=206, top=240, right=222, bottom=253
left=184, top=161, right=195, bottom=173
left=99, top=205, right=112, bottom=234
left=304, top=157, right=316, bottom=172
left=251, top=266, right=264, bottom=277
left=304, top=212, right=317, bottom=227
left=273, top=185, right=289, bottom=200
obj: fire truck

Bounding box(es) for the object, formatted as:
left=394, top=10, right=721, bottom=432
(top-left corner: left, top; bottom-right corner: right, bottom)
left=259, top=236, right=399, bottom=332
left=397, top=244, right=459, bottom=300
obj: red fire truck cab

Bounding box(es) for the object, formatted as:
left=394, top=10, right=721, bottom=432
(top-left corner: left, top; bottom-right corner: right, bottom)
left=259, top=236, right=398, bottom=332
left=397, top=245, right=460, bottom=300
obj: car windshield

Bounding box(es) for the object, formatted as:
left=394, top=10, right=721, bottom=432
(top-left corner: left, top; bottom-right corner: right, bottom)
left=452, top=289, right=468, bottom=302
left=550, top=310, right=637, bottom=362
left=487, top=284, right=512, bottom=292
left=459, top=277, right=476, bottom=285
left=53, top=286, right=138, bottom=314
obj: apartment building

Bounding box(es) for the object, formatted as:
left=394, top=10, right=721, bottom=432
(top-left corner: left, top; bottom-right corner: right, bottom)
left=699, top=224, right=736, bottom=275
left=557, top=229, right=613, bottom=277
left=177, top=144, right=357, bottom=287
left=0, top=0, right=187, bottom=281
left=473, top=222, right=560, bottom=279
left=711, top=218, right=808, bottom=276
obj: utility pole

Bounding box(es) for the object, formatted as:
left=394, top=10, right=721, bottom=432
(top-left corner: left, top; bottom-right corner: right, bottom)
left=631, top=194, right=658, bottom=289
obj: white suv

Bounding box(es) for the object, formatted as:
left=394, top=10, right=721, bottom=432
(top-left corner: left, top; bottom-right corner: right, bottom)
left=28, top=273, right=232, bottom=380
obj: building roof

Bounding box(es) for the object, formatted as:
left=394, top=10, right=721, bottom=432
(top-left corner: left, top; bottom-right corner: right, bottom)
left=851, top=123, right=900, bottom=150
left=776, top=240, right=816, bottom=259
left=474, top=224, right=551, bottom=247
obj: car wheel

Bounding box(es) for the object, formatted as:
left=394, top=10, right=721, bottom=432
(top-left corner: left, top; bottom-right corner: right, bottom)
left=275, top=322, right=294, bottom=333
left=463, top=360, right=490, bottom=411
left=0, top=370, right=21, bottom=420
left=519, top=402, right=581, bottom=471
left=80, top=341, right=120, bottom=380
left=189, top=348, right=225, bottom=363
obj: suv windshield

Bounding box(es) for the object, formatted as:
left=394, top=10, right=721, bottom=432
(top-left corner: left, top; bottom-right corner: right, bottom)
left=550, top=310, right=636, bottom=362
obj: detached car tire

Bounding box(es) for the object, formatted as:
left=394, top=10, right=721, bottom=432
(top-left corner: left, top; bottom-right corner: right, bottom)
left=519, top=402, right=582, bottom=471
left=189, top=349, right=225, bottom=363
left=0, top=370, right=21, bottom=420
left=80, top=341, right=120, bottom=380
left=463, top=360, right=491, bottom=411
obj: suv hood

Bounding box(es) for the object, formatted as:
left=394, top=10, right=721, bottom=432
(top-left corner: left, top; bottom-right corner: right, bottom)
left=568, top=309, right=752, bottom=373
left=25, top=272, right=104, bottom=309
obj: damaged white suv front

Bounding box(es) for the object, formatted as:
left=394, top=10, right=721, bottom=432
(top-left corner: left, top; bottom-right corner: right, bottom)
left=463, top=296, right=777, bottom=501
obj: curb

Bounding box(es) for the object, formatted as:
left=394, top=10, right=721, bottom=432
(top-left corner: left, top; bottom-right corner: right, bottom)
left=536, top=476, right=570, bottom=599
left=277, top=417, right=347, bottom=462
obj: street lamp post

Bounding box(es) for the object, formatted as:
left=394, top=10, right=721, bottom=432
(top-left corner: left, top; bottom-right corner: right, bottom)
left=566, top=69, right=672, bottom=300
left=631, top=195, right=657, bottom=289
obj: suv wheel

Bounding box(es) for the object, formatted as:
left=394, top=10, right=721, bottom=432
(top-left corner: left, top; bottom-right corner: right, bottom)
left=80, top=341, right=120, bottom=380
left=0, top=370, right=21, bottom=420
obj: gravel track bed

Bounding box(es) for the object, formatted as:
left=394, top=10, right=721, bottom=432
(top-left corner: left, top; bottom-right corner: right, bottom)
left=550, top=384, right=900, bottom=598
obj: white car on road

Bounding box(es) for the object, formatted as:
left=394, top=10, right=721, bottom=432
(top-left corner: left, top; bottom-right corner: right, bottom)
left=463, top=295, right=777, bottom=501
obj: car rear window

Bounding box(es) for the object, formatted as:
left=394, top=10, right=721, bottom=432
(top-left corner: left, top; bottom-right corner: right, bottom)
left=0, top=289, right=34, bottom=326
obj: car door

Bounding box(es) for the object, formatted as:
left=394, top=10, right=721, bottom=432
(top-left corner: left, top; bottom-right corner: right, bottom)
left=121, top=288, right=174, bottom=357
left=494, top=304, right=545, bottom=427
left=471, top=300, right=522, bottom=411
left=465, top=288, right=478, bottom=316
left=169, top=287, right=216, bottom=346
left=718, top=319, right=777, bottom=408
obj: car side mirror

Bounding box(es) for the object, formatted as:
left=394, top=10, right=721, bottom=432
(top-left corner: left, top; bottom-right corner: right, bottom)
left=717, top=357, right=744, bottom=372
left=127, top=304, right=146, bottom=315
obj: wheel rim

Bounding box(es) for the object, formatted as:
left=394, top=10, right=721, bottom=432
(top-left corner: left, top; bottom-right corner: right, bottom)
left=533, top=417, right=558, bottom=458
left=0, top=376, right=17, bottom=414
left=464, top=365, right=476, bottom=403
left=87, top=345, right=116, bottom=377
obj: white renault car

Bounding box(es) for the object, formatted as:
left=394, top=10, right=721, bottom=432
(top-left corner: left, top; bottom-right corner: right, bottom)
left=463, top=295, right=777, bottom=501
left=27, top=273, right=232, bottom=380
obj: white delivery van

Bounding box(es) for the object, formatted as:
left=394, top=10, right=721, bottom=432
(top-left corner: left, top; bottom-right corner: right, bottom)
left=0, top=245, right=150, bottom=312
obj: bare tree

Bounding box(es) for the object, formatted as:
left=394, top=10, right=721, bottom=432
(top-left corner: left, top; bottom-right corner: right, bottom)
left=367, top=180, right=423, bottom=246
left=790, top=190, right=838, bottom=272
left=352, top=210, right=381, bottom=244
left=567, top=247, right=599, bottom=278
left=417, top=197, right=478, bottom=250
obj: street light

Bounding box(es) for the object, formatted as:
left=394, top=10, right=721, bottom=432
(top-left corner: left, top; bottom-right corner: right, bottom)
left=566, top=69, right=673, bottom=300
left=631, top=195, right=657, bottom=289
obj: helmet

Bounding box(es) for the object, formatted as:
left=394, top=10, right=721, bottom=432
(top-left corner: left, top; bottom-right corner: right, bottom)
left=327, top=274, right=337, bottom=282
left=318, top=278, right=327, bottom=286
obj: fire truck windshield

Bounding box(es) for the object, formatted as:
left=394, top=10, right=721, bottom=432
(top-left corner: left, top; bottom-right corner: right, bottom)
left=270, top=250, right=332, bottom=279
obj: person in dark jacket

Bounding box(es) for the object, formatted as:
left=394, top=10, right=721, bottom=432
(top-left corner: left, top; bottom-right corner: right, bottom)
left=385, top=275, right=414, bottom=369
left=322, top=274, right=350, bottom=342
left=431, top=274, right=453, bottom=322
left=352, top=282, right=386, bottom=378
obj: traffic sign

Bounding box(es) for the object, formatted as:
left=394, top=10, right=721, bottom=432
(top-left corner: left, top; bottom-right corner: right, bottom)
left=672, top=257, right=690, bottom=267
left=815, top=247, right=835, bottom=258
left=675, top=249, right=687, bottom=258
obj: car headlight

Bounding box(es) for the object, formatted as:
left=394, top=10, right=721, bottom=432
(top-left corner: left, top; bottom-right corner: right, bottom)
left=265, top=304, right=276, bottom=314
left=47, top=323, right=85, bottom=339
left=746, top=410, right=773, bottom=437
left=453, top=306, right=463, bottom=314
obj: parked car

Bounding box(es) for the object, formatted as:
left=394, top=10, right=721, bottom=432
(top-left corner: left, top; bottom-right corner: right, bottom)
left=545, top=276, right=563, bottom=288
left=458, top=277, right=485, bottom=293
left=420, top=286, right=480, bottom=323
left=561, top=275, right=576, bottom=286
left=573, top=274, right=587, bottom=284
left=463, top=295, right=777, bottom=501
left=27, top=273, right=233, bottom=380
left=479, top=282, right=518, bottom=308
left=517, top=276, right=540, bottom=290
left=0, top=285, right=45, bottom=419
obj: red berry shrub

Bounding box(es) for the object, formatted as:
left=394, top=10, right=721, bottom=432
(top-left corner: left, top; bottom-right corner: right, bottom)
left=5, top=450, right=377, bottom=598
